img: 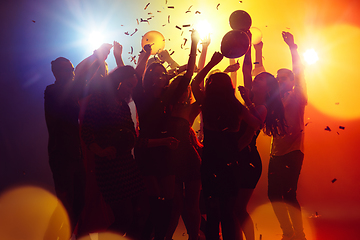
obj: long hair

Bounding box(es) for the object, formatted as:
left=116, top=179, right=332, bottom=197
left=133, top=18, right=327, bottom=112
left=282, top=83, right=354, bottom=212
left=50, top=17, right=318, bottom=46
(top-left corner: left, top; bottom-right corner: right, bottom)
left=256, top=72, right=287, bottom=136
left=202, top=72, right=244, bottom=131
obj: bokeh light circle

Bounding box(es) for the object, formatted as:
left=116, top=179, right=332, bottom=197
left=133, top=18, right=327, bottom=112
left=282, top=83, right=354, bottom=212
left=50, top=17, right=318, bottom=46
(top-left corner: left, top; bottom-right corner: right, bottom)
left=250, top=27, right=263, bottom=45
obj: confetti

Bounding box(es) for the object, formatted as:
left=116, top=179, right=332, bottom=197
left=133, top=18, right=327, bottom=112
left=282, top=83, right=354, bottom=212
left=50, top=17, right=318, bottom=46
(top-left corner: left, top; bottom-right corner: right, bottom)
left=324, top=126, right=331, bottom=131
left=136, top=19, right=139, bottom=25
left=162, top=24, right=166, bottom=27
left=216, top=3, right=220, bottom=10
left=129, top=56, right=137, bottom=64
left=331, top=178, right=337, bottom=183
left=253, top=61, right=259, bottom=64
left=239, top=1, right=243, bottom=3
left=198, top=49, right=202, bottom=53
left=168, top=6, right=174, bottom=9
left=186, top=5, right=193, bottom=13
left=182, top=24, right=191, bottom=27
left=144, top=3, right=150, bottom=10
left=170, top=51, right=175, bottom=55
left=339, top=126, right=345, bottom=130
left=140, top=18, right=148, bottom=23
left=157, top=10, right=161, bottom=13
left=181, top=31, right=184, bottom=36
left=124, top=31, right=130, bottom=35
left=195, top=11, right=201, bottom=14
left=168, top=15, right=170, bottom=23
left=129, top=46, right=134, bottom=54
left=148, top=12, right=153, bottom=15
left=183, top=38, right=188, bottom=46
left=32, top=20, right=36, bottom=23
left=130, top=28, right=138, bottom=36
left=176, top=25, right=182, bottom=30
left=335, top=102, right=339, bottom=105
left=305, top=122, right=311, bottom=126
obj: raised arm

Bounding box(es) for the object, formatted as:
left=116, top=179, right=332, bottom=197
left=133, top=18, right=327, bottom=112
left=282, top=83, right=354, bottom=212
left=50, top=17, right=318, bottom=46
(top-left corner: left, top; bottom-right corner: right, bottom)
left=158, top=50, right=180, bottom=70
left=252, top=41, right=266, bottom=77
left=113, top=41, right=124, bottom=67
left=243, top=31, right=253, bottom=91
left=197, top=34, right=211, bottom=71
left=135, top=44, right=152, bottom=79
left=191, top=51, right=223, bottom=104
left=282, top=31, right=307, bottom=103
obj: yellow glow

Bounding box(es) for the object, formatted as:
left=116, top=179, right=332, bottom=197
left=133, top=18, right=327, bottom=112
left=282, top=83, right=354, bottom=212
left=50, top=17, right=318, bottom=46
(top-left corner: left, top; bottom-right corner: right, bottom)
left=196, top=20, right=213, bottom=40
left=0, top=186, right=70, bottom=240
left=303, top=49, right=319, bottom=64
left=78, top=231, right=130, bottom=240
left=250, top=202, right=315, bottom=240
left=305, top=24, right=360, bottom=119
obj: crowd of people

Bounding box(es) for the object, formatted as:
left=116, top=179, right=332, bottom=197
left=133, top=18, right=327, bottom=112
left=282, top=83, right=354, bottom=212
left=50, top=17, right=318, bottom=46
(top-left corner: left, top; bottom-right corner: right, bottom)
left=44, top=28, right=307, bottom=240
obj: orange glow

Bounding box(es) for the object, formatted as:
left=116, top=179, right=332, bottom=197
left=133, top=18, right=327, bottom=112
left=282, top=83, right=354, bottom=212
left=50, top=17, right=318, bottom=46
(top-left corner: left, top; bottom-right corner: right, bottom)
left=250, top=203, right=315, bottom=240
left=0, top=186, right=70, bottom=240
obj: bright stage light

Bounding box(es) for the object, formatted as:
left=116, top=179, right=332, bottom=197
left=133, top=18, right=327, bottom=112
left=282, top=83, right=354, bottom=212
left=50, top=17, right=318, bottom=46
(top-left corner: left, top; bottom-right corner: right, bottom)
left=303, top=49, right=319, bottom=65
left=196, top=20, right=212, bottom=40
left=88, top=31, right=104, bottom=51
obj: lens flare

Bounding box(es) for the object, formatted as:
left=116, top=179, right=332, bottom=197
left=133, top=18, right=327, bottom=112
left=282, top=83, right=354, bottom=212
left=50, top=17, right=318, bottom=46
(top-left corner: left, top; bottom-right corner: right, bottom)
left=196, top=20, right=212, bottom=40
left=303, top=49, right=319, bottom=65
left=88, top=31, right=104, bottom=51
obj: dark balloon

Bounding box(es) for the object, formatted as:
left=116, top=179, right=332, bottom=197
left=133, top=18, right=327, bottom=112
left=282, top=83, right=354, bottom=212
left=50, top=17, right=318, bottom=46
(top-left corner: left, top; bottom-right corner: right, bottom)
left=229, top=10, right=252, bottom=31
left=220, top=30, right=250, bottom=58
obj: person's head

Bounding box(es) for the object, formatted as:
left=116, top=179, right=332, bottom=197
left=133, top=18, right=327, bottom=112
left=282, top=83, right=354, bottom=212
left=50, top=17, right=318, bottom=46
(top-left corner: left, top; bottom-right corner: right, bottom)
left=108, top=65, right=137, bottom=102
left=253, top=72, right=286, bottom=136
left=276, top=68, right=294, bottom=94
left=51, top=57, right=74, bottom=84
left=205, top=72, right=235, bottom=100
left=203, top=72, right=241, bottom=131
left=143, top=62, right=169, bottom=95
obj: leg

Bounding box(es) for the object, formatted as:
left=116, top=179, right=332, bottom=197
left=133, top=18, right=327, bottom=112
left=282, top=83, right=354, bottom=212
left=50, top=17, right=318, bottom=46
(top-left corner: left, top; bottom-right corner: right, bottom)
left=204, top=196, right=221, bottom=240
left=235, top=188, right=254, bottom=240
left=282, top=151, right=305, bottom=239
left=108, top=198, right=133, bottom=236
left=219, top=195, right=238, bottom=240
left=182, top=179, right=201, bottom=240
left=165, top=181, right=184, bottom=240
left=268, top=155, right=294, bottom=238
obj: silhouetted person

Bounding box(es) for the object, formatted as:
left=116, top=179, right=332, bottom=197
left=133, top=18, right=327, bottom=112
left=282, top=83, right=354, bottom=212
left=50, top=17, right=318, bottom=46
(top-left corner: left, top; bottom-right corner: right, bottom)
left=44, top=57, right=86, bottom=239
left=268, top=32, right=307, bottom=240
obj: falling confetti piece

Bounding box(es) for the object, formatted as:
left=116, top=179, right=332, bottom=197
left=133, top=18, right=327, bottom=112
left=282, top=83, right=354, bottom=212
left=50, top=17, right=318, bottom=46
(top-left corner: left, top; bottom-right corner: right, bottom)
left=331, top=178, right=337, bottom=183
left=335, top=102, right=339, bottom=105
left=216, top=3, right=220, bottom=10
left=129, top=46, right=134, bottom=54
left=162, top=24, right=166, bottom=27
left=125, top=31, right=130, bottom=35
left=186, top=10, right=191, bottom=13
left=157, top=10, right=161, bottom=12
left=336, top=132, right=339, bottom=135
left=170, top=51, right=175, bottom=55
left=130, top=28, right=138, bottom=36
left=181, top=31, right=184, bottom=36
left=239, top=1, right=243, bottom=3
left=168, top=6, right=174, bottom=9
left=249, top=163, right=255, bottom=168
left=183, top=38, right=188, bottom=45
left=253, top=61, right=259, bottom=64
left=32, top=20, right=36, bottom=23
left=198, top=49, right=202, bottom=53
left=176, top=25, right=182, bottom=30
left=144, top=2, right=150, bottom=10
left=140, top=18, right=149, bottom=23
left=325, top=126, right=331, bottom=131
left=195, top=11, right=201, bottom=14
left=339, top=126, right=345, bottom=130
left=148, top=12, right=153, bottom=15
left=136, top=19, right=139, bottom=25
left=305, top=122, right=311, bottom=126
left=286, top=27, right=290, bottom=29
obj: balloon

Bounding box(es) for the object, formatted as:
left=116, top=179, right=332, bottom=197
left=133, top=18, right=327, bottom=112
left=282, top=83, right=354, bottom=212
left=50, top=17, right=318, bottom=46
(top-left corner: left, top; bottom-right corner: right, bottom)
left=250, top=27, right=263, bottom=45
left=221, top=30, right=250, bottom=58
left=141, top=31, right=166, bottom=55
left=229, top=10, right=252, bottom=31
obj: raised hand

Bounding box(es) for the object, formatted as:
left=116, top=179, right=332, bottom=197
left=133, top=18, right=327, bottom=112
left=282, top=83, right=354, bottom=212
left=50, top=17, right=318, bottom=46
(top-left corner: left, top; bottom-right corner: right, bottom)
left=282, top=31, right=296, bottom=48
left=113, top=41, right=123, bottom=58
left=209, top=51, right=224, bottom=65
left=94, top=43, right=113, bottom=61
